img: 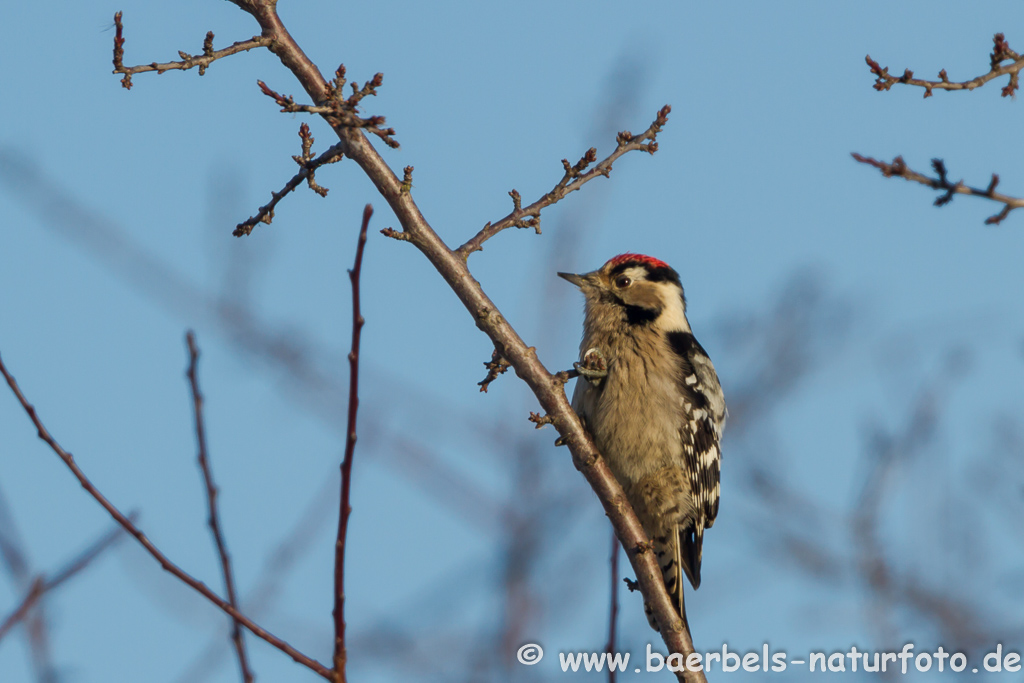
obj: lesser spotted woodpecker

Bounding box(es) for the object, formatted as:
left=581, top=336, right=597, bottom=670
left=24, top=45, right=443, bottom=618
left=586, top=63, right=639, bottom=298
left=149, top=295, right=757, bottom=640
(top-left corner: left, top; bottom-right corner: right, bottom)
left=559, top=254, right=725, bottom=629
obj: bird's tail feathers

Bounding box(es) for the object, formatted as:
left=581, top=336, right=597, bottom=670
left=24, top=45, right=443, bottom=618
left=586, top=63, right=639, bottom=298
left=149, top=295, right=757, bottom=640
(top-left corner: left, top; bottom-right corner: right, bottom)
left=680, top=525, right=703, bottom=590
left=645, top=526, right=694, bottom=631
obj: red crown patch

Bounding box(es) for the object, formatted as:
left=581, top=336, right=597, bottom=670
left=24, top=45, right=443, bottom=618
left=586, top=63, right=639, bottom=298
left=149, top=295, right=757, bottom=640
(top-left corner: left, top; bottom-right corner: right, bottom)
left=607, top=253, right=671, bottom=271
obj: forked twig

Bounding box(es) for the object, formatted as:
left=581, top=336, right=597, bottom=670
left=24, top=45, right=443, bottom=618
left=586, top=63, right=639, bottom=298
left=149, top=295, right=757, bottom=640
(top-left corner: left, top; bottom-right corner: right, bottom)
left=256, top=71, right=398, bottom=150
left=852, top=154, right=1024, bottom=225
left=234, top=124, right=345, bottom=236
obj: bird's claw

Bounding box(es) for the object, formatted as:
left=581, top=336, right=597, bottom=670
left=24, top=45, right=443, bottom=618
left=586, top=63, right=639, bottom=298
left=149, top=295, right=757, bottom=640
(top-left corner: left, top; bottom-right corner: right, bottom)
left=574, top=347, right=608, bottom=386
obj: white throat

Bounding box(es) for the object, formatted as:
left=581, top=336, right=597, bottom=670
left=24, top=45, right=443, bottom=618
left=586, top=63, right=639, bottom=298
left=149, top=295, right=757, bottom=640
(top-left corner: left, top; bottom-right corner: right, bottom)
left=654, top=287, right=691, bottom=334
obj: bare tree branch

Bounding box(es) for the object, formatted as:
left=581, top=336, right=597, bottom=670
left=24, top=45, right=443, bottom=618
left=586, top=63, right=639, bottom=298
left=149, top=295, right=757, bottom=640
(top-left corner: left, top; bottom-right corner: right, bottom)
left=865, top=33, right=1022, bottom=98
left=0, top=521, right=128, bottom=644
left=235, top=123, right=345, bottom=236
left=253, top=72, right=398, bottom=150
left=0, top=152, right=500, bottom=534
left=852, top=154, right=1024, bottom=225
left=112, top=11, right=271, bottom=90
left=0, top=353, right=332, bottom=679
left=333, top=204, right=371, bottom=682
left=172, top=477, right=337, bottom=683
left=0, top=485, right=57, bottom=683
left=186, top=331, right=254, bottom=683
left=455, top=107, right=669, bottom=259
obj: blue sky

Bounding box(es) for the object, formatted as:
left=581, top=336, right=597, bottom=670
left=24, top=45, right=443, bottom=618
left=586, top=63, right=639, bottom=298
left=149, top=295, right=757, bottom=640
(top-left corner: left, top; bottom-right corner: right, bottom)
left=2, top=1, right=1023, bottom=682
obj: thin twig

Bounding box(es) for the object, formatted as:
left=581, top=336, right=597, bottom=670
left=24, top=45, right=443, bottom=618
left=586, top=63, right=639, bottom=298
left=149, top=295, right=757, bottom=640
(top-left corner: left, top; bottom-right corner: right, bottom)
left=454, top=105, right=670, bottom=259
left=172, top=478, right=338, bottom=683
left=333, top=204, right=371, bottom=681
left=255, top=75, right=398, bottom=151
left=0, top=579, right=44, bottom=646
left=0, top=352, right=332, bottom=679
left=235, top=130, right=345, bottom=236
left=865, top=33, right=1022, bottom=98
left=478, top=348, right=511, bottom=393
left=605, top=529, right=620, bottom=683
left=852, top=153, right=1024, bottom=225
left=186, top=331, right=254, bottom=683
left=0, top=484, right=57, bottom=679
left=0, top=521, right=129, bottom=644
left=112, top=11, right=271, bottom=90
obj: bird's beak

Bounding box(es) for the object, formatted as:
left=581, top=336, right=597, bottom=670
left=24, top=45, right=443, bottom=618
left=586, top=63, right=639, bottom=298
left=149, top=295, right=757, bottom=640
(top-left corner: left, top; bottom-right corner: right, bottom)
left=558, top=271, right=590, bottom=288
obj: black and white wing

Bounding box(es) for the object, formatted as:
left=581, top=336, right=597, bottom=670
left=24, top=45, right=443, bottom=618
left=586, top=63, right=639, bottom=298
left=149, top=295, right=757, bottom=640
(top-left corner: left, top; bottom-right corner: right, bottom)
left=667, top=331, right=725, bottom=589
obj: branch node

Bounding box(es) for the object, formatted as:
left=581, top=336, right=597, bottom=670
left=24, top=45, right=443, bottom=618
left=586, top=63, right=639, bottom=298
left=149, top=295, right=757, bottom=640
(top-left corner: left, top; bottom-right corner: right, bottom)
left=528, top=412, right=555, bottom=429
left=380, top=227, right=410, bottom=241
left=478, top=349, right=512, bottom=392
left=552, top=369, right=578, bottom=388
left=400, top=166, right=414, bottom=195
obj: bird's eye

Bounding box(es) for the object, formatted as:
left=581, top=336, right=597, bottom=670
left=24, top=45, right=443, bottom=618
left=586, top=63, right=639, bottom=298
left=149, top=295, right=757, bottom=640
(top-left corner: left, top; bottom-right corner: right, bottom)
left=615, top=275, right=632, bottom=288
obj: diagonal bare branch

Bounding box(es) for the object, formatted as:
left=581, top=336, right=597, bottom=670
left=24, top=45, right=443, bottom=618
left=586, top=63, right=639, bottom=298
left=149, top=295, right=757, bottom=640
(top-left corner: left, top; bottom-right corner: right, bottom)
left=852, top=153, right=1024, bottom=225
left=234, top=124, right=345, bottom=236
left=186, top=331, right=254, bottom=683
left=454, top=105, right=670, bottom=259
left=0, top=521, right=129, bottom=644
left=0, top=352, right=332, bottom=680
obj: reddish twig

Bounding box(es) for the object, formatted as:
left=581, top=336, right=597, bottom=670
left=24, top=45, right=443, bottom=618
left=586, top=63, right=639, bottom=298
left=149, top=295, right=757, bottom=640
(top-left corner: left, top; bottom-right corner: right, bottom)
left=852, top=153, right=1024, bottom=225
left=0, top=484, right=56, bottom=679
left=454, top=106, right=670, bottom=259
left=186, top=331, right=254, bottom=683
left=0, top=352, right=332, bottom=679
left=255, top=74, right=398, bottom=150
left=605, top=529, right=620, bottom=683
left=112, top=11, right=271, bottom=90
left=0, top=579, right=44, bottom=645
left=332, top=204, right=371, bottom=681
left=865, top=33, right=1023, bottom=98
left=235, top=125, right=345, bottom=236
left=0, top=521, right=129, bottom=644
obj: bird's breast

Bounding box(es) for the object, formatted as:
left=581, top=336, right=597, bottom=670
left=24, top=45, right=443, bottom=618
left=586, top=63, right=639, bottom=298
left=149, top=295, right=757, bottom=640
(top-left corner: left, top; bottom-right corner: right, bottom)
left=574, top=330, right=684, bottom=488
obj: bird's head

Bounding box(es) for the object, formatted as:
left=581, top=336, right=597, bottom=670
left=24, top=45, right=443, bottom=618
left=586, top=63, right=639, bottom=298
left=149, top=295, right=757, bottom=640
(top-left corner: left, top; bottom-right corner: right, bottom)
left=559, top=253, right=689, bottom=329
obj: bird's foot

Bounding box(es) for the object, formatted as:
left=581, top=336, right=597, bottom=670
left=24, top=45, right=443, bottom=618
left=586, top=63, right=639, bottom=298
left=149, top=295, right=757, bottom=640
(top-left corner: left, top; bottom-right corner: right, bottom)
left=574, top=347, right=608, bottom=385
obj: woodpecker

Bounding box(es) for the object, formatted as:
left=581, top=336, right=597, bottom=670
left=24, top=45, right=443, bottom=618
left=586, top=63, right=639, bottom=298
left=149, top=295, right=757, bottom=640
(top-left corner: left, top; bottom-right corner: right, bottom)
left=559, top=253, right=725, bottom=630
